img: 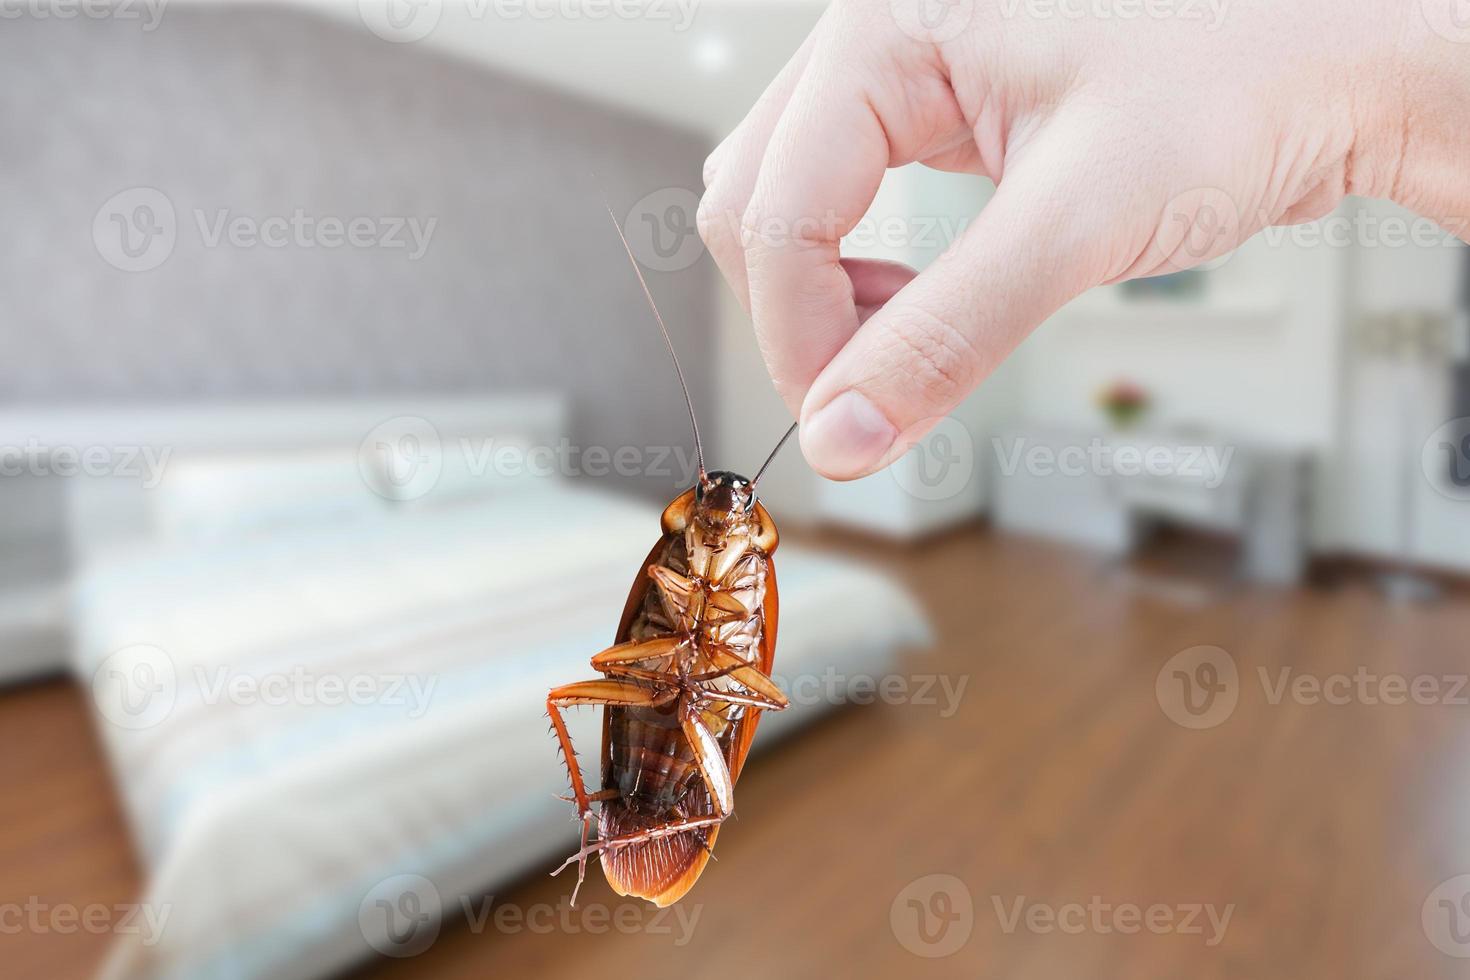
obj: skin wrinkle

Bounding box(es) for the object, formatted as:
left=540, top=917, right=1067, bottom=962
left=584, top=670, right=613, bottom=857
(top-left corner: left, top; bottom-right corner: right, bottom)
left=870, top=305, right=982, bottom=411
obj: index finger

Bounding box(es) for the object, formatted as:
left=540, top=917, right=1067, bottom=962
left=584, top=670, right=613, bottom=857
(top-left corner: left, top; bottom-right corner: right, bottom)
left=740, top=50, right=892, bottom=416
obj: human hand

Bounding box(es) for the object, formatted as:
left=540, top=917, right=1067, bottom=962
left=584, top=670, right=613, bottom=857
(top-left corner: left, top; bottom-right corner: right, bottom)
left=698, top=0, right=1470, bottom=479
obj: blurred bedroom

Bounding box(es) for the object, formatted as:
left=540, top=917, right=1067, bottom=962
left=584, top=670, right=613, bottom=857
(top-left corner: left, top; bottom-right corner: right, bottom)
left=2, top=2, right=1469, bottom=979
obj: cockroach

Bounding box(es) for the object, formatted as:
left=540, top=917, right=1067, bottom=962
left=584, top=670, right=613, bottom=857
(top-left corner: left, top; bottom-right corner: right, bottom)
left=546, top=208, right=798, bottom=908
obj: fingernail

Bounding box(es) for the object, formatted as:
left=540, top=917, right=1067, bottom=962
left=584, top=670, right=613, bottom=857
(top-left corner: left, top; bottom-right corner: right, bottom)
left=801, top=390, right=897, bottom=479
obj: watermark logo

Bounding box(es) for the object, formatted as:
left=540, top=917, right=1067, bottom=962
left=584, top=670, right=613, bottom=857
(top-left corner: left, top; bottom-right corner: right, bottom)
left=94, top=187, right=176, bottom=273
left=358, top=422, right=710, bottom=497
left=93, top=189, right=437, bottom=272
left=360, top=874, right=442, bottom=958
left=993, top=895, right=1233, bottom=946
left=889, top=0, right=974, bottom=42
left=1258, top=209, right=1466, bottom=250
left=195, top=666, right=439, bottom=718
left=997, top=0, right=1228, bottom=29
left=193, top=210, right=436, bottom=258
left=0, top=898, right=171, bottom=946
left=1158, top=648, right=1467, bottom=727
left=771, top=668, right=968, bottom=717
left=1423, top=417, right=1470, bottom=501
left=890, top=417, right=975, bottom=501
left=1155, top=187, right=1240, bottom=273
left=359, top=0, right=698, bottom=41
left=1156, top=645, right=1238, bottom=730
left=1421, top=0, right=1470, bottom=44
left=92, top=644, right=178, bottom=731
left=0, top=438, right=171, bottom=488
left=1260, top=667, right=1469, bottom=707
left=460, top=893, right=701, bottom=942
left=0, top=0, right=168, bottom=30
left=1424, top=875, right=1470, bottom=957
left=891, top=873, right=974, bottom=957
left=358, top=876, right=701, bottom=955
left=358, top=0, right=442, bottom=42
left=359, top=416, right=443, bottom=501
left=993, top=436, right=1234, bottom=489
left=626, top=187, right=703, bottom=272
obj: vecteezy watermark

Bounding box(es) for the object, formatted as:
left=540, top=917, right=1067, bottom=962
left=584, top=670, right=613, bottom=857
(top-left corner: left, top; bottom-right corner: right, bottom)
left=358, top=0, right=699, bottom=43
left=93, top=187, right=176, bottom=273
left=1420, top=0, right=1470, bottom=45
left=999, top=0, right=1227, bottom=28
left=1424, top=874, right=1470, bottom=958
left=0, top=438, right=171, bottom=488
left=891, top=874, right=974, bottom=958
left=1255, top=208, right=1468, bottom=251
left=1153, top=189, right=1466, bottom=273
left=357, top=415, right=710, bottom=501
left=719, top=205, right=973, bottom=259
left=358, top=0, right=442, bottom=42
left=772, top=668, right=969, bottom=718
left=194, top=665, right=439, bottom=719
left=1158, top=646, right=1470, bottom=730
left=359, top=416, right=444, bottom=502
left=92, top=645, right=440, bottom=730
left=1155, top=645, right=1239, bottom=730
left=668, top=192, right=975, bottom=273
left=0, top=898, right=171, bottom=947
left=1259, top=667, right=1470, bottom=708
left=626, top=187, right=703, bottom=272
left=93, top=188, right=437, bottom=272
left=1155, top=187, right=1242, bottom=273
left=360, top=874, right=441, bottom=958
left=358, top=874, right=701, bottom=958
left=888, top=0, right=975, bottom=42
left=0, top=0, right=167, bottom=30
left=992, top=895, right=1234, bottom=947
left=92, top=644, right=178, bottom=731
left=1423, top=417, right=1470, bottom=501
left=993, top=437, right=1235, bottom=490
left=892, top=417, right=976, bottom=502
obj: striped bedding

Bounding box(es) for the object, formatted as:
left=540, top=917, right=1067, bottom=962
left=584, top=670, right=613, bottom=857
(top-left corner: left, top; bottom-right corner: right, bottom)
left=71, top=483, right=928, bottom=980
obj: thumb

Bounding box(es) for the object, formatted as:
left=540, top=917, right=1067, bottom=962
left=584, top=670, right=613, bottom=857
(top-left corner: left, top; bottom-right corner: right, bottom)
left=797, top=156, right=1113, bottom=480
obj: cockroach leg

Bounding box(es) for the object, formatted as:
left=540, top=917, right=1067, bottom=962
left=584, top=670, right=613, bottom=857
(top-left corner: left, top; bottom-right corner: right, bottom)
left=589, top=635, right=683, bottom=671
left=591, top=636, right=689, bottom=684
left=551, top=814, right=727, bottom=878
left=659, top=486, right=696, bottom=533
left=692, top=649, right=788, bottom=709
left=695, top=687, right=788, bottom=712
left=546, top=679, right=678, bottom=904
left=678, top=700, right=734, bottom=817
left=554, top=788, right=620, bottom=806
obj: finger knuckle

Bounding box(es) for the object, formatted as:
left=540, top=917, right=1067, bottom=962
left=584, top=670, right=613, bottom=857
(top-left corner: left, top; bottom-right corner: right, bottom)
left=695, top=193, right=734, bottom=250
left=739, top=202, right=839, bottom=255
left=701, top=149, right=723, bottom=189
left=737, top=202, right=770, bottom=251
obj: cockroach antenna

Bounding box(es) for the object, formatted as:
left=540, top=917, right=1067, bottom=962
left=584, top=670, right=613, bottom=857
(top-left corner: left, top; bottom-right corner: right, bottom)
left=600, top=196, right=705, bottom=478
left=751, top=421, right=799, bottom=488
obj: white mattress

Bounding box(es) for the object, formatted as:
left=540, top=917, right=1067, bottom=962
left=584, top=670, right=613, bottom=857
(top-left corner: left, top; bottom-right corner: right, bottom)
left=73, top=483, right=928, bottom=980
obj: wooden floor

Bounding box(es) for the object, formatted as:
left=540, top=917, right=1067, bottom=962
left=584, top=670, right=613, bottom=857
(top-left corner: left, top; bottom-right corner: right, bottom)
left=7, top=525, right=1470, bottom=979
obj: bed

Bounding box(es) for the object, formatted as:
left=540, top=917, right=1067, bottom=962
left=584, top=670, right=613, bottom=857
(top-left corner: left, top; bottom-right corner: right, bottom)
left=63, top=400, right=929, bottom=980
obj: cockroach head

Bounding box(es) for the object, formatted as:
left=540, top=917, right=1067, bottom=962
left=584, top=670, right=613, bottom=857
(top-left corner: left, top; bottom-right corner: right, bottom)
left=695, top=470, right=755, bottom=524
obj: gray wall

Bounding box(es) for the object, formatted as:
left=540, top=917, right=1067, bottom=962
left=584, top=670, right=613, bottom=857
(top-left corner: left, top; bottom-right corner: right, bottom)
left=0, top=3, right=713, bottom=497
